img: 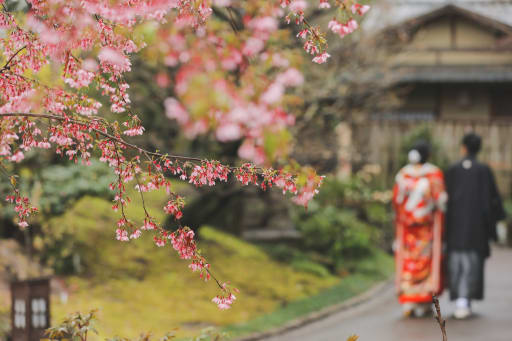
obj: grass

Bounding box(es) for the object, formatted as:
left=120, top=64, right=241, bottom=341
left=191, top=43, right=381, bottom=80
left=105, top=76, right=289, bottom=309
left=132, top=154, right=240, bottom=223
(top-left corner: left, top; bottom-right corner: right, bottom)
left=38, top=183, right=393, bottom=340
left=224, top=249, right=393, bottom=339
left=46, top=190, right=342, bottom=340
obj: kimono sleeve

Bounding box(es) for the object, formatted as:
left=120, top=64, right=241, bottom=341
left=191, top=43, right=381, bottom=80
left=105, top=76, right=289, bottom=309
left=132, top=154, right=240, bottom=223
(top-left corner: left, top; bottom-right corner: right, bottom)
left=431, top=169, right=447, bottom=212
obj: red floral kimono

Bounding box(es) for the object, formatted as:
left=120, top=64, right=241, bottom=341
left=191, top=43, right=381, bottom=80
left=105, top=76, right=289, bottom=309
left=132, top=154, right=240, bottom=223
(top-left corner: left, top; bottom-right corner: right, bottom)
left=393, top=163, right=447, bottom=304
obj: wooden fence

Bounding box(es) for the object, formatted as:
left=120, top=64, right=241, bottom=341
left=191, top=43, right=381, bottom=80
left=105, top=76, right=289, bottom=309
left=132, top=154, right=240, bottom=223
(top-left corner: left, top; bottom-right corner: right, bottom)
left=351, top=120, right=512, bottom=196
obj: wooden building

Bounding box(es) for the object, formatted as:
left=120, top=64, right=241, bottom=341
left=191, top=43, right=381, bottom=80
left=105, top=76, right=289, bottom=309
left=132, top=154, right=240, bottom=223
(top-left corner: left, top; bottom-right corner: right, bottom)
left=350, top=0, right=512, bottom=194
left=11, top=278, right=50, bottom=341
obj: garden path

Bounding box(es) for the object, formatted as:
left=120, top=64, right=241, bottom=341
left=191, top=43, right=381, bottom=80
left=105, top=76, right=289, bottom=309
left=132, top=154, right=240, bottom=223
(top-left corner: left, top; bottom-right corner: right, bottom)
left=265, top=247, right=512, bottom=341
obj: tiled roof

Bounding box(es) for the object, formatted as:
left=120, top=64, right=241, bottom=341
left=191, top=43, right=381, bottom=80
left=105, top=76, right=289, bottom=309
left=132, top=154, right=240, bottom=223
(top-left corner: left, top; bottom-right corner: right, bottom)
left=393, top=65, right=512, bottom=82
left=364, top=0, right=512, bottom=32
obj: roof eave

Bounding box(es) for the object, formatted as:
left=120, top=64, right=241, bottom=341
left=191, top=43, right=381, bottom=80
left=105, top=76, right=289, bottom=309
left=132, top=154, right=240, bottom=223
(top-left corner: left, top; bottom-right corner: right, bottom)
left=381, top=4, right=512, bottom=38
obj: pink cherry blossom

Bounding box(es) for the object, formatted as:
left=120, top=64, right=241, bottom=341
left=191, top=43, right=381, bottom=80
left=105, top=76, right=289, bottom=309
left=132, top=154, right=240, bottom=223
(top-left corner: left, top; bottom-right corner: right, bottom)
left=289, top=0, right=308, bottom=12
left=116, top=229, right=129, bottom=242
left=141, top=220, right=157, bottom=231
left=352, top=4, right=371, bottom=16
left=297, top=29, right=309, bottom=39
left=347, top=19, right=359, bottom=31
left=156, top=73, right=170, bottom=88
left=130, top=229, right=142, bottom=239
left=216, top=123, right=242, bottom=142
left=312, top=52, right=331, bottom=64
left=164, top=98, right=189, bottom=125
left=276, top=68, right=304, bottom=87
left=18, top=221, right=29, bottom=228
left=319, top=0, right=331, bottom=9
left=123, top=126, right=145, bottom=136
left=10, top=151, right=24, bottom=163
left=261, top=82, right=285, bottom=105
left=98, top=47, right=131, bottom=72
left=248, top=16, right=279, bottom=34
left=242, top=37, right=265, bottom=56
left=328, top=19, right=342, bottom=34
left=212, top=293, right=237, bottom=310
left=0, top=0, right=359, bottom=310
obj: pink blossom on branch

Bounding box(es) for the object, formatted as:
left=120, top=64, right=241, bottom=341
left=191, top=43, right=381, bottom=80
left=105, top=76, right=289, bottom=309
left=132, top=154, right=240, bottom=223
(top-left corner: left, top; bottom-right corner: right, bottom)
left=312, top=52, right=331, bottom=64
left=319, top=0, right=331, bottom=9
left=0, top=0, right=363, bottom=309
left=282, top=0, right=371, bottom=63
left=352, top=3, right=371, bottom=16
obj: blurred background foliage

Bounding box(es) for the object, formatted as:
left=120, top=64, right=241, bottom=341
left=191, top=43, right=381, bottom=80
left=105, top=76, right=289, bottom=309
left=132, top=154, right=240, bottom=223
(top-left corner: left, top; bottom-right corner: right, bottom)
left=398, top=125, right=451, bottom=171
left=292, top=170, right=393, bottom=274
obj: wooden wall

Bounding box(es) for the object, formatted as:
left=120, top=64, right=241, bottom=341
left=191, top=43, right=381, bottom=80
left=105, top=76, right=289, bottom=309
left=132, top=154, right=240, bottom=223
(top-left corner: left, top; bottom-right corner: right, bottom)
left=351, top=120, right=512, bottom=196
left=392, top=15, right=512, bottom=67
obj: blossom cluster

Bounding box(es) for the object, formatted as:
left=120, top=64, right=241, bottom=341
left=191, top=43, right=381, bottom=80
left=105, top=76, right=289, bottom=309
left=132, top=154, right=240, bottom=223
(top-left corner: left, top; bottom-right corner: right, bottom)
left=0, top=0, right=355, bottom=309
left=5, top=189, right=38, bottom=229
left=212, top=292, right=237, bottom=310
left=283, top=0, right=371, bottom=63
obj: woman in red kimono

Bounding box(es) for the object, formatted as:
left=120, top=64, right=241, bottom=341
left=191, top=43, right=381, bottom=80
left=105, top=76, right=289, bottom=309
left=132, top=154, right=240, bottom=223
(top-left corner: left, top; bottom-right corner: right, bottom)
left=393, top=141, right=447, bottom=317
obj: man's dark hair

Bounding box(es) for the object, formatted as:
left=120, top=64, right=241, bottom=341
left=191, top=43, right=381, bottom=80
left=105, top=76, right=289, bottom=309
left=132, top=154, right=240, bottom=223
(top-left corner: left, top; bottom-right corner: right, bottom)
left=412, top=140, right=431, bottom=164
left=462, top=133, right=482, bottom=156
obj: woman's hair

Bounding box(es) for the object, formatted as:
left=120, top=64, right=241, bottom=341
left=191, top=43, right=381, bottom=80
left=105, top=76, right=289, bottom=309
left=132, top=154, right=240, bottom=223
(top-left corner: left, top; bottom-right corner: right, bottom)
left=408, top=140, right=431, bottom=164
left=462, top=132, right=482, bottom=156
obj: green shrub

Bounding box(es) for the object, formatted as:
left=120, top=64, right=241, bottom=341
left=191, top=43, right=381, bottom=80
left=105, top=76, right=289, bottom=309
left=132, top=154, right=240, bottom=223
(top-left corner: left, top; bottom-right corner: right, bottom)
left=292, top=171, right=392, bottom=271
left=297, top=206, right=378, bottom=269
left=363, top=202, right=394, bottom=250
left=290, top=260, right=331, bottom=278
left=364, top=202, right=388, bottom=226
left=259, top=243, right=303, bottom=263
left=399, top=125, right=450, bottom=170
left=38, top=160, right=116, bottom=215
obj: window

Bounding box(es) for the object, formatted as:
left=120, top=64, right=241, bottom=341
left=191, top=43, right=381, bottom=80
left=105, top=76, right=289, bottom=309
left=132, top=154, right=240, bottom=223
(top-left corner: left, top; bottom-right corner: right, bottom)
left=14, top=299, right=26, bottom=329
left=491, top=85, right=512, bottom=118
left=31, top=298, right=47, bottom=328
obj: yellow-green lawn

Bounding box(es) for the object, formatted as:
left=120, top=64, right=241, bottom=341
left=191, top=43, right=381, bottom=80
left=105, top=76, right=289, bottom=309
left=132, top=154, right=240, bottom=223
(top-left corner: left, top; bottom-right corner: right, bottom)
left=48, top=190, right=340, bottom=340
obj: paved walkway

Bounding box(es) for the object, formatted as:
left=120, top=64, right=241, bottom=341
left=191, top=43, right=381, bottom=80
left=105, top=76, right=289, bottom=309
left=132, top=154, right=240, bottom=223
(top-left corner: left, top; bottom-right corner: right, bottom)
left=266, top=247, right=512, bottom=341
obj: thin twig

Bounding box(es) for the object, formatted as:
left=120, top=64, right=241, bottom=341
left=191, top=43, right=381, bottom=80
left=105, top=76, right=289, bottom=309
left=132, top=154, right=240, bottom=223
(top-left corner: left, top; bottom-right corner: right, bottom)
left=226, top=7, right=239, bottom=34
left=433, top=295, right=448, bottom=341
left=134, top=172, right=150, bottom=219
left=205, top=267, right=226, bottom=291
left=0, top=45, right=27, bottom=72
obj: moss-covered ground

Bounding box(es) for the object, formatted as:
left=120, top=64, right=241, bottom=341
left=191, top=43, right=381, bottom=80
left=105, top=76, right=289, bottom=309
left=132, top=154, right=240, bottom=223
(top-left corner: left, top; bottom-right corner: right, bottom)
left=47, top=190, right=332, bottom=339
left=44, top=187, right=392, bottom=340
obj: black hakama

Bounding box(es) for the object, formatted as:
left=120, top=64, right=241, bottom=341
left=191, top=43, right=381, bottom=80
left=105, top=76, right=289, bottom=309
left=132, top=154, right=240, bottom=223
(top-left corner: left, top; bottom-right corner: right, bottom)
left=445, top=157, right=505, bottom=300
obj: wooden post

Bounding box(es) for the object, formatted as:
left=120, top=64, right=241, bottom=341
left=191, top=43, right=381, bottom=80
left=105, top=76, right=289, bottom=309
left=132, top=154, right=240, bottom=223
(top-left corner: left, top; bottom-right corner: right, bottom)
left=336, top=122, right=353, bottom=180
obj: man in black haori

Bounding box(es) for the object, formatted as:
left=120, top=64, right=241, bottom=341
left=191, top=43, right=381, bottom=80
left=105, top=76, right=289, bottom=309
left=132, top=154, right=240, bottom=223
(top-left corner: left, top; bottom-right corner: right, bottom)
left=445, top=133, right=505, bottom=319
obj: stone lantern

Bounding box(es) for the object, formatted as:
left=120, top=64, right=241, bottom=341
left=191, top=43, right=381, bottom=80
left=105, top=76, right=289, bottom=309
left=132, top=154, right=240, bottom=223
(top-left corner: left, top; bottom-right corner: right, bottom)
left=11, top=278, right=50, bottom=341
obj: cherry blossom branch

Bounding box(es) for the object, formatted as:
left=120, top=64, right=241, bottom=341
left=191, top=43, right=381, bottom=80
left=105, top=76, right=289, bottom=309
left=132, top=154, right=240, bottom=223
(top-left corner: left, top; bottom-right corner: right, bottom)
left=0, top=1, right=332, bottom=310
left=226, top=7, right=240, bottom=34
left=134, top=172, right=151, bottom=219
left=0, top=161, right=37, bottom=228
left=0, top=45, right=27, bottom=72
left=0, top=112, right=204, bottom=163
left=112, top=141, right=130, bottom=227
left=0, top=112, right=286, bottom=178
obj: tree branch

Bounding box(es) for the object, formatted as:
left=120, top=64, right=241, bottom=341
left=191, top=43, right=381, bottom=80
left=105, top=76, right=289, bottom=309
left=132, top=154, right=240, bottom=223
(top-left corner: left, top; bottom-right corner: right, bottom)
left=0, top=45, right=27, bottom=72
left=0, top=112, right=204, bottom=163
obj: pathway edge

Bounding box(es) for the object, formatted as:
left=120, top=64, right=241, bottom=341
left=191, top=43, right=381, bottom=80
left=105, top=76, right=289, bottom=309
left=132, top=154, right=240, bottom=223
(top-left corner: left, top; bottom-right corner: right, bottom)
left=234, top=278, right=393, bottom=341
